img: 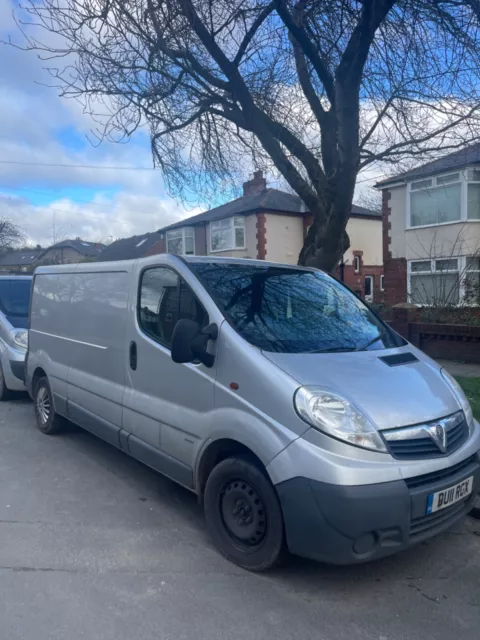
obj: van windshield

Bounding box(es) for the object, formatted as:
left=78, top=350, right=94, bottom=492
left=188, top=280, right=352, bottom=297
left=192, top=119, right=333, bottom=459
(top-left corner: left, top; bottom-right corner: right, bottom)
left=0, top=279, right=32, bottom=328
left=191, top=263, right=402, bottom=354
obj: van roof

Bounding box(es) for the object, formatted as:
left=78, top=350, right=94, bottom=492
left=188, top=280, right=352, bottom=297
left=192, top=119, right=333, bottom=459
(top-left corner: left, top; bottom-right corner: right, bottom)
left=34, top=254, right=317, bottom=274
left=183, top=255, right=315, bottom=271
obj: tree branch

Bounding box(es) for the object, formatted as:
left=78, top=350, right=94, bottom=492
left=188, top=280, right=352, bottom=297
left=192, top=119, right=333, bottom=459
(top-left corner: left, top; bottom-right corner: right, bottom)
left=233, top=2, right=276, bottom=67
left=273, top=0, right=335, bottom=105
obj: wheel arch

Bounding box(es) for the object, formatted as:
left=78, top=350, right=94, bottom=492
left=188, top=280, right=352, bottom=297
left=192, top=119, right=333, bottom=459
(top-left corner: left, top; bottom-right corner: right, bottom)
left=196, top=438, right=265, bottom=497
left=32, top=367, right=47, bottom=391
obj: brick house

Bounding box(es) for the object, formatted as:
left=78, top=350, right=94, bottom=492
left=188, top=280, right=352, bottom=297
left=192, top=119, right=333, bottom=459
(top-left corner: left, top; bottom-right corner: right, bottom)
left=0, top=248, right=43, bottom=272
left=0, top=239, right=104, bottom=271
left=376, top=143, right=480, bottom=307
left=156, top=171, right=384, bottom=302
left=98, top=232, right=164, bottom=261
left=39, top=239, right=104, bottom=264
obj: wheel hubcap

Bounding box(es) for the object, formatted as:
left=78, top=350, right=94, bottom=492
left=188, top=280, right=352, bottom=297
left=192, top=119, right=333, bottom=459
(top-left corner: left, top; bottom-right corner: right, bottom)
left=36, top=386, right=50, bottom=424
left=221, top=480, right=267, bottom=546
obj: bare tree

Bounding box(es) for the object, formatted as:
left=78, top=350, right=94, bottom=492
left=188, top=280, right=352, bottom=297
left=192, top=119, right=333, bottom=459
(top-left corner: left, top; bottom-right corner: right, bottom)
left=354, top=188, right=381, bottom=214
left=11, top=1, right=480, bottom=270
left=0, top=218, right=26, bottom=253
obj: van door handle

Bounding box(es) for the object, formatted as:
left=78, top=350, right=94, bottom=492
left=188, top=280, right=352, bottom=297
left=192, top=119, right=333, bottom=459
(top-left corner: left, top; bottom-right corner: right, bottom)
left=129, top=341, right=137, bottom=370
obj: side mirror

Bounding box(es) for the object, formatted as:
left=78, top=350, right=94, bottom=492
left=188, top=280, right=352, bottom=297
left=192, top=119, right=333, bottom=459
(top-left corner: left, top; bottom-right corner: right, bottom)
left=171, top=319, right=217, bottom=368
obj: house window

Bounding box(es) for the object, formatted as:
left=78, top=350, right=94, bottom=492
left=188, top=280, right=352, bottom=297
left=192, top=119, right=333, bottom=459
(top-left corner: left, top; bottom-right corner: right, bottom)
left=466, top=169, right=480, bottom=220
left=380, top=275, right=385, bottom=291
left=210, top=217, right=245, bottom=252
left=409, top=258, right=460, bottom=305
left=353, top=255, right=360, bottom=273
left=408, top=169, right=480, bottom=227
left=465, top=257, right=480, bottom=305
left=468, top=184, right=480, bottom=220
left=166, top=228, right=195, bottom=255
left=409, top=173, right=461, bottom=227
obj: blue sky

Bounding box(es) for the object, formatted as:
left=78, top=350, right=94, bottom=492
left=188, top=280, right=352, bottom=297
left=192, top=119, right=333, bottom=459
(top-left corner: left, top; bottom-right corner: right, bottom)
left=0, top=0, right=201, bottom=246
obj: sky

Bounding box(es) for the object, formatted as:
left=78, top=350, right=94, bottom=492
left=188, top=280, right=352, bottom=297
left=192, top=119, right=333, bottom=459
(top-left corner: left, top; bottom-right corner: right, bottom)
left=0, top=0, right=379, bottom=249
left=0, top=0, right=206, bottom=247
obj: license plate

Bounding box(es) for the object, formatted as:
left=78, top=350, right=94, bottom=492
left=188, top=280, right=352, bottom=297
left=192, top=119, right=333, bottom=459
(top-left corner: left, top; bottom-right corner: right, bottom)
left=426, top=476, right=473, bottom=514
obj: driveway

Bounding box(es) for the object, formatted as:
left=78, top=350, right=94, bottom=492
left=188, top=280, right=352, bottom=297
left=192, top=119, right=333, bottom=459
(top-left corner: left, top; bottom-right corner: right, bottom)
left=0, top=396, right=479, bottom=640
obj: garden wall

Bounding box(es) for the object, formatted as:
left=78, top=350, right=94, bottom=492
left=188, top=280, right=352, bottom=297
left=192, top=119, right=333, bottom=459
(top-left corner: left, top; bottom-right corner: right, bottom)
left=388, top=306, right=480, bottom=363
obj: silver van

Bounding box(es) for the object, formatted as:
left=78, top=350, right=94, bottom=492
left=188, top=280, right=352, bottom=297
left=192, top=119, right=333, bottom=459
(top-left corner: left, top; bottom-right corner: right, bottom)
left=0, top=275, right=32, bottom=399
left=26, top=257, right=480, bottom=570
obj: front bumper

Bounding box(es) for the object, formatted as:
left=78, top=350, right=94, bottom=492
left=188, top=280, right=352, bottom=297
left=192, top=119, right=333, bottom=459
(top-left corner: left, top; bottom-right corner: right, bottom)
left=1, top=347, right=26, bottom=392
left=276, top=453, right=480, bottom=564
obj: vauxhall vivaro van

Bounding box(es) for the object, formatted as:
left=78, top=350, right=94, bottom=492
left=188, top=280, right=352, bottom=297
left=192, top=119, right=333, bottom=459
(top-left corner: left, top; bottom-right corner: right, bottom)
left=27, top=256, right=480, bottom=570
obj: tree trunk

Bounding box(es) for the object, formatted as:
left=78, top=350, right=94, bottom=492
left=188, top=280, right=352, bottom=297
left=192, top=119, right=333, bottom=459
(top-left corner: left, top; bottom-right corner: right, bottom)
left=298, top=200, right=351, bottom=273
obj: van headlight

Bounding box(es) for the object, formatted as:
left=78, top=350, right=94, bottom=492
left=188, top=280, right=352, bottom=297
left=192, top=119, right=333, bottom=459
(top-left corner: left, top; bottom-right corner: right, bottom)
left=440, top=369, right=474, bottom=431
left=11, top=329, right=28, bottom=350
left=294, top=387, right=387, bottom=453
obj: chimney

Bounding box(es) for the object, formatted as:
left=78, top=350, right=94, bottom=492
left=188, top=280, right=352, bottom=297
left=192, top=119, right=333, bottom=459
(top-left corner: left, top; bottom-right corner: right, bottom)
left=243, top=170, right=266, bottom=197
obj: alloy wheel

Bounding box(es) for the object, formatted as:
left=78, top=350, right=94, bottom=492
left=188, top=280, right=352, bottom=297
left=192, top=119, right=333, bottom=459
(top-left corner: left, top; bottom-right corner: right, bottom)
left=36, top=385, right=51, bottom=425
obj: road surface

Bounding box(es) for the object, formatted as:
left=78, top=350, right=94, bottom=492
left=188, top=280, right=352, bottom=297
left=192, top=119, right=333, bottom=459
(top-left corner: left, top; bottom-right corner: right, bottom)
left=0, top=396, right=479, bottom=639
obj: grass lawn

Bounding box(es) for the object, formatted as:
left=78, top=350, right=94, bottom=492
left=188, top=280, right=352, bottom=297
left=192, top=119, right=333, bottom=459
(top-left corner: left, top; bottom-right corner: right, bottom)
left=456, top=377, right=480, bottom=421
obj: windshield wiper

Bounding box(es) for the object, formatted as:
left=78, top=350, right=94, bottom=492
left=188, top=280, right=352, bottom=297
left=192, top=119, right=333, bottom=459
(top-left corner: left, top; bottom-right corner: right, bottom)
left=306, top=346, right=356, bottom=354
left=355, top=331, right=386, bottom=352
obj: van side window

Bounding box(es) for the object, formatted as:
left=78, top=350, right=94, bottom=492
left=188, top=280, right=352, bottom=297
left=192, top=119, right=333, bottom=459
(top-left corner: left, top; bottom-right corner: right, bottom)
left=139, top=268, right=208, bottom=348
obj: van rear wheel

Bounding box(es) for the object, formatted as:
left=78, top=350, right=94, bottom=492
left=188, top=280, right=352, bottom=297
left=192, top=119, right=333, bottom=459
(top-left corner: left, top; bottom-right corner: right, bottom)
left=204, top=456, right=286, bottom=571
left=34, top=376, right=64, bottom=435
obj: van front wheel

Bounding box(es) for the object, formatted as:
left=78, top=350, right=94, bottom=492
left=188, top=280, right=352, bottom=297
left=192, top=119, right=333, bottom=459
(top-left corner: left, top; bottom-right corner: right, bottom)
left=470, top=494, right=480, bottom=520
left=204, top=457, right=286, bottom=571
left=34, top=377, right=64, bottom=435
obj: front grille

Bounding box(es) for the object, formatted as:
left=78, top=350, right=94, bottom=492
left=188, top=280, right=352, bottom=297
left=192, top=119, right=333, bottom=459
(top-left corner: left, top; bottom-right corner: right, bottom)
left=409, top=499, right=471, bottom=541
left=383, top=413, right=469, bottom=460
left=405, top=455, right=476, bottom=489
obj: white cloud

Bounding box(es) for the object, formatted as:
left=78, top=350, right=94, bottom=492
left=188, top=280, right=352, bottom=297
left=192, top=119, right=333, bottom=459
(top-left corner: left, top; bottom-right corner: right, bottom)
left=0, top=191, right=200, bottom=246
left=0, top=0, right=203, bottom=246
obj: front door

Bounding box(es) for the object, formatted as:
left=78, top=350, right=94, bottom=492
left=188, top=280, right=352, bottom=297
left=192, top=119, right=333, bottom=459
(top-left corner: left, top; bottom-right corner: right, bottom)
left=364, top=275, right=374, bottom=302
left=122, top=263, right=216, bottom=489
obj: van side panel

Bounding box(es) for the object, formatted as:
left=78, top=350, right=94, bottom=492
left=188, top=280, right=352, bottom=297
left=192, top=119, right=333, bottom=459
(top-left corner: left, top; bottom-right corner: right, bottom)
left=66, top=270, right=130, bottom=430
left=29, top=272, right=76, bottom=412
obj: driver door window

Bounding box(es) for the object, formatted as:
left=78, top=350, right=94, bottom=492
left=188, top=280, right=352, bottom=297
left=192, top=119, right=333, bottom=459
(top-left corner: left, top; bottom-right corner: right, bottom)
left=139, top=268, right=207, bottom=348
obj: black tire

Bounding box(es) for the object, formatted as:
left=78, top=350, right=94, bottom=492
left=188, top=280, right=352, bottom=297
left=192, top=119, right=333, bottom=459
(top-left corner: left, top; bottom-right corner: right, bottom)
left=33, top=376, right=64, bottom=435
left=204, top=456, right=286, bottom=571
left=470, top=494, right=480, bottom=520
left=0, top=364, right=11, bottom=401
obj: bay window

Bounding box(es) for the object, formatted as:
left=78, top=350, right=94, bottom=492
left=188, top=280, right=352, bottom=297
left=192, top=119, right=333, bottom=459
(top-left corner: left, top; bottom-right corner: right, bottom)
left=166, top=227, right=195, bottom=255
left=408, top=169, right=480, bottom=227
left=408, top=256, right=480, bottom=305
left=465, top=257, right=480, bottom=305
left=409, top=174, right=461, bottom=227
left=409, top=259, right=460, bottom=305
left=210, top=217, right=245, bottom=252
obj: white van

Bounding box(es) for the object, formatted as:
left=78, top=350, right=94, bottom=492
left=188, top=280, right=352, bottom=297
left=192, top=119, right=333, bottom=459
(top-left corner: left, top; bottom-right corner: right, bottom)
left=27, top=256, right=480, bottom=570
